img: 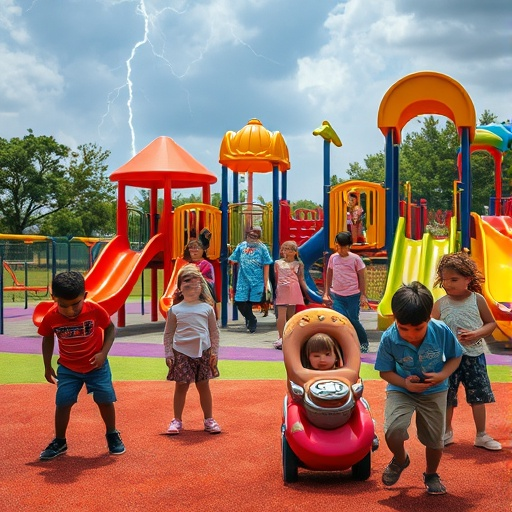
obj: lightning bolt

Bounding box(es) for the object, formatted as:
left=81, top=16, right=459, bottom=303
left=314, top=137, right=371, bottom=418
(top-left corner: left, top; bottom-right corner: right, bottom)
left=100, top=0, right=278, bottom=157
left=125, top=0, right=150, bottom=157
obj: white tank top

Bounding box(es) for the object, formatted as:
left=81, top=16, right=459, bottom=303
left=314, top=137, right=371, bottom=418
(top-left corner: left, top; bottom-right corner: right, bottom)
left=437, top=292, right=485, bottom=356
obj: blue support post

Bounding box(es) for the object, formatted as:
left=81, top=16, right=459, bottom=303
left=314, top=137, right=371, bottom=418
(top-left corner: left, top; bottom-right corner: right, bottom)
left=272, top=165, right=280, bottom=260
left=323, top=140, right=331, bottom=268
left=281, top=170, right=287, bottom=201
left=460, top=127, right=471, bottom=250
left=230, top=171, right=240, bottom=322
left=385, top=131, right=396, bottom=255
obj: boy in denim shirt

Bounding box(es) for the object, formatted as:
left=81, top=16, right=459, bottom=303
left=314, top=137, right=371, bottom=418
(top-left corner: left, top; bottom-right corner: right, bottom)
left=375, top=282, right=462, bottom=494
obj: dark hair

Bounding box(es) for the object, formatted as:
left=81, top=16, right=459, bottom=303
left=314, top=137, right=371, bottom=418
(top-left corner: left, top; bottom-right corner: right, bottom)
left=334, top=231, right=352, bottom=246
left=434, top=252, right=483, bottom=294
left=391, top=281, right=433, bottom=325
left=183, top=239, right=207, bottom=262
left=51, top=271, right=85, bottom=300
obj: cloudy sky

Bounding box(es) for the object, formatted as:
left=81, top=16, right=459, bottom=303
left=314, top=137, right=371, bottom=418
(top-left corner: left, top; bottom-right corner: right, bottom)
left=1, top=0, right=510, bottom=204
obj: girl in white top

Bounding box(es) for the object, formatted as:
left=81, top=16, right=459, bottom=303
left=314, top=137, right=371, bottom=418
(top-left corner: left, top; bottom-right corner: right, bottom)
left=432, top=252, right=501, bottom=451
left=163, top=264, right=221, bottom=435
left=273, top=241, right=309, bottom=349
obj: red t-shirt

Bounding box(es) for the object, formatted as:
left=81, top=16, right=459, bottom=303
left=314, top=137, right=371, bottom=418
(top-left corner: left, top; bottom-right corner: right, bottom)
left=38, top=301, right=112, bottom=373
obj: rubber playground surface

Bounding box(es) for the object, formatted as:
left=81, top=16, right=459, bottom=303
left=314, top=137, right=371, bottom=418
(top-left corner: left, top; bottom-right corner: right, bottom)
left=1, top=304, right=511, bottom=511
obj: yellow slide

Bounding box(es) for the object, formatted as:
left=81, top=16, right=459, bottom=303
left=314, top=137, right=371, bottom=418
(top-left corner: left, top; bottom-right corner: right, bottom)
left=377, top=217, right=456, bottom=330
left=470, top=213, right=512, bottom=345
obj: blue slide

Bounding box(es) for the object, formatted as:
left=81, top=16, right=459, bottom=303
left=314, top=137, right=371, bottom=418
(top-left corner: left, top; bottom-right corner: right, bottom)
left=298, top=228, right=325, bottom=303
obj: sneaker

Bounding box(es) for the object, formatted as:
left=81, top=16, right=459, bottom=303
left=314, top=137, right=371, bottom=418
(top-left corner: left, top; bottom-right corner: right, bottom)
left=360, top=343, right=369, bottom=354
left=273, top=338, right=283, bottom=350
left=474, top=433, right=502, bottom=451
left=248, top=317, right=257, bottom=333
left=204, top=417, right=221, bottom=434
left=372, top=434, right=380, bottom=451
left=166, top=418, right=183, bottom=435
left=40, top=438, right=67, bottom=460
left=423, top=472, right=447, bottom=495
left=382, top=454, right=410, bottom=486
left=106, top=430, right=126, bottom=455
left=443, top=430, right=454, bottom=446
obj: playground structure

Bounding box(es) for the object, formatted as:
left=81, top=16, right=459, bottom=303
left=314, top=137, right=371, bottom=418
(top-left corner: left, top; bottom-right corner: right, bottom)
left=376, top=71, right=512, bottom=344
left=8, top=70, right=506, bottom=345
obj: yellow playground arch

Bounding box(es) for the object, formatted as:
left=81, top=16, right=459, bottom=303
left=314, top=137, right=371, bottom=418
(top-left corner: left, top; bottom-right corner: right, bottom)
left=377, top=71, right=476, bottom=143
left=376, top=71, right=477, bottom=330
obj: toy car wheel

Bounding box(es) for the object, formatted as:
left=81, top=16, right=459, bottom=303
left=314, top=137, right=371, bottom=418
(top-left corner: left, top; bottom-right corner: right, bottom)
left=351, top=451, right=371, bottom=481
left=281, top=429, right=299, bottom=483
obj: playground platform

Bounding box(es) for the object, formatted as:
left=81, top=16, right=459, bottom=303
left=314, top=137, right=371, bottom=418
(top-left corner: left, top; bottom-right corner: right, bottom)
left=1, top=303, right=511, bottom=365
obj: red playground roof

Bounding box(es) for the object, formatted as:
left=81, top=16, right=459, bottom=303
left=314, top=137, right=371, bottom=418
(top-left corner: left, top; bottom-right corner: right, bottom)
left=110, top=136, right=217, bottom=188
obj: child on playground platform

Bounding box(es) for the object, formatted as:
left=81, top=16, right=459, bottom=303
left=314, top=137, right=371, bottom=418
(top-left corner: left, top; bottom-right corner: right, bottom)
left=38, top=271, right=125, bottom=460
left=432, top=252, right=502, bottom=451
left=322, top=231, right=370, bottom=353
left=164, top=264, right=221, bottom=435
left=375, top=282, right=462, bottom=495
left=347, top=192, right=365, bottom=243
left=273, top=241, right=309, bottom=350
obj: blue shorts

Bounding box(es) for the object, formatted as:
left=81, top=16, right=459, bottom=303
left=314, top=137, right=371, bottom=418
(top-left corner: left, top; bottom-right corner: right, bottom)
left=56, top=359, right=117, bottom=407
left=447, top=354, right=495, bottom=407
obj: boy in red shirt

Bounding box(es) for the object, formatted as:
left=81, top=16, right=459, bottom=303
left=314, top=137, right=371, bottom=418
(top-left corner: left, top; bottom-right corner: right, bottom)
left=38, top=271, right=125, bottom=460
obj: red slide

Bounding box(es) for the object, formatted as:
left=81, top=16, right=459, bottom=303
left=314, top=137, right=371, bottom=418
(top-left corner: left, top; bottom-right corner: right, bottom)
left=33, top=234, right=165, bottom=326
left=158, top=257, right=188, bottom=318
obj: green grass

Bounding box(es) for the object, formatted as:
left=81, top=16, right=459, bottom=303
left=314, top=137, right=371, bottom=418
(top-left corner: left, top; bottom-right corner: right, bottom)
left=1, top=353, right=509, bottom=384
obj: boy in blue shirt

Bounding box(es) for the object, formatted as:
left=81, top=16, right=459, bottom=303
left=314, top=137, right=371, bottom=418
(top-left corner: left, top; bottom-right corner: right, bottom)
left=375, top=282, right=462, bottom=495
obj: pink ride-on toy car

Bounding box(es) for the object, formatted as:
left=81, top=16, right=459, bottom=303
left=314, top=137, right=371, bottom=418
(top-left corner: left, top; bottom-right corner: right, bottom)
left=281, top=308, right=376, bottom=483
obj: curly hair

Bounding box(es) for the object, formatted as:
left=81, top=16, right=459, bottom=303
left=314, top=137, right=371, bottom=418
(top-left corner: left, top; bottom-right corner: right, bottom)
left=434, top=252, right=483, bottom=294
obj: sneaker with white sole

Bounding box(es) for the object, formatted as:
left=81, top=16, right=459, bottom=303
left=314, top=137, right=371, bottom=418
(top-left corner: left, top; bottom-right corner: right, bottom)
left=204, top=417, right=221, bottom=434
left=443, top=430, right=454, bottom=446
left=273, top=338, right=283, bottom=350
left=167, top=418, right=183, bottom=435
left=474, top=433, right=502, bottom=451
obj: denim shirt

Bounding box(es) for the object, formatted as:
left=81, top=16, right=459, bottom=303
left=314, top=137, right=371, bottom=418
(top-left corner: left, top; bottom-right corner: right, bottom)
left=375, top=319, right=463, bottom=395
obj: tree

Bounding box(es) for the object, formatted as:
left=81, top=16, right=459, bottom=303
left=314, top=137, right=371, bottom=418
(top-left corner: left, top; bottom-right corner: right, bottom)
left=291, top=199, right=321, bottom=211
left=338, top=115, right=506, bottom=214
left=0, top=131, right=116, bottom=235
left=331, top=153, right=385, bottom=186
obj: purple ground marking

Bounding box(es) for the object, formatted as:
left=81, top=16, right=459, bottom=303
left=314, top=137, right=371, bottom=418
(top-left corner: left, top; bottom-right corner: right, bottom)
left=1, top=305, right=511, bottom=365
left=1, top=335, right=510, bottom=366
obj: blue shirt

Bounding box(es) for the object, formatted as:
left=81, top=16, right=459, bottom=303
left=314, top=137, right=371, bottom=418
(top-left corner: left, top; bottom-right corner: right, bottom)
left=229, top=241, right=273, bottom=302
left=374, top=319, right=463, bottom=395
